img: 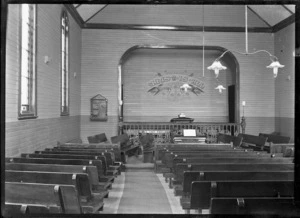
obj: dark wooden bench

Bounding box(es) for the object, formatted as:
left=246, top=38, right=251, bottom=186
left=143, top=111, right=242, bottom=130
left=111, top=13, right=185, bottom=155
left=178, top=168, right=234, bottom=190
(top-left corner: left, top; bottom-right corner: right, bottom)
left=57, top=142, right=123, bottom=162
left=87, top=135, right=99, bottom=143
left=111, top=133, right=140, bottom=159
left=217, top=133, right=243, bottom=147
left=164, top=150, right=277, bottom=172
left=39, top=150, right=121, bottom=174
left=187, top=180, right=294, bottom=213
left=163, top=149, right=266, bottom=168
left=87, top=133, right=108, bottom=143
left=163, top=151, right=282, bottom=184
left=7, top=156, right=114, bottom=185
left=259, top=133, right=291, bottom=144
left=4, top=203, right=50, bottom=216
left=155, top=143, right=236, bottom=172
left=174, top=156, right=293, bottom=166
left=181, top=170, right=294, bottom=201
left=5, top=162, right=111, bottom=193
left=238, top=133, right=268, bottom=150
left=5, top=182, right=82, bottom=214
left=210, top=197, right=300, bottom=215
left=5, top=170, right=106, bottom=213
left=21, top=153, right=118, bottom=179
left=265, top=143, right=295, bottom=156
left=54, top=146, right=123, bottom=164
left=174, top=163, right=294, bottom=185
left=5, top=157, right=112, bottom=188
left=95, top=133, right=108, bottom=143
left=171, top=157, right=293, bottom=193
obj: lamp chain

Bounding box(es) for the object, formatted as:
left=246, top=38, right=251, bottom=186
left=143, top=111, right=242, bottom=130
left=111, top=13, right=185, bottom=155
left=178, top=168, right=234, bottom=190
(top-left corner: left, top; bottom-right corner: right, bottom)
left=202, top=5, right=205, bottom=77
left=245, top=5, right=248, bottom=54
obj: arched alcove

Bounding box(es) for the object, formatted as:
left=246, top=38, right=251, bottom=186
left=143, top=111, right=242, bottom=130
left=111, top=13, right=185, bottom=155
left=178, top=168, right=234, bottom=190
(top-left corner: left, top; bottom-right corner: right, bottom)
left=118, top=45, right=240, bottom=126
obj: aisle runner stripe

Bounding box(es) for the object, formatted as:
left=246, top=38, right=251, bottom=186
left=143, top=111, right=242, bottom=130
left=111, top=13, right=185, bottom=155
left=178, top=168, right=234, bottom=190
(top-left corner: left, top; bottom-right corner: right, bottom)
left=101, top=173, right=126, bottom=214
left=156, top=174, right=185, bottom=214
left=117, top=171, right=172, bottom=214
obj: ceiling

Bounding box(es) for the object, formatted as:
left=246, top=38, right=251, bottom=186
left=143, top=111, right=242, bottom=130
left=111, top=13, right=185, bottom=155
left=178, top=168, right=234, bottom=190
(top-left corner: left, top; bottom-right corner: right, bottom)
left=68, top=4, right=295, bottom=32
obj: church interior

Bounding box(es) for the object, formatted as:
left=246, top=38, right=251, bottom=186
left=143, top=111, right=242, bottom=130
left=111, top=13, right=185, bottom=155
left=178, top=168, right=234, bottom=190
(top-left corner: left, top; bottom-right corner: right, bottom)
left=2, top=1, right=300, bottom=216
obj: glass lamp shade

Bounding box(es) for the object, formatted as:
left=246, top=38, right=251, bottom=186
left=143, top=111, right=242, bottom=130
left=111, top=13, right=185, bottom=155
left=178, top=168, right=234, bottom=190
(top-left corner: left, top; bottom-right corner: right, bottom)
left=266, top=61, right=284, bottom=78
left=215, top=85, right=226, bottom=93
left=207, top=61, right=227, bottom=78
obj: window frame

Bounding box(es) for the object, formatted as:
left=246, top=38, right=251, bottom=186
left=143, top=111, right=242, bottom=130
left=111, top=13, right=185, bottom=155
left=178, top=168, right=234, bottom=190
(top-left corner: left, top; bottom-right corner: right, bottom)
left=60, top=10, right=69, bottom=116
left=18, top=4, right=37, bottom=120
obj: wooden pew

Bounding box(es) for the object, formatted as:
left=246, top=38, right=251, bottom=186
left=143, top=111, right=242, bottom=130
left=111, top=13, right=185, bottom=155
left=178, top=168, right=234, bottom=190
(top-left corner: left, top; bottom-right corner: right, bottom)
left=217, top=133, right=243, bottom=147
left=162, top=150, right=279, bottom=184
left=111, top=133, right=140, bottom=158
left=57, top=141, right=123, bottom=162
left=5, top=163, right=110, bottom=194
left=265, top=143, right=295, bottom=156
left=171, top=157, right=293, bottom=193
left=5, top=157, right=112, bottom=189
left=181, top=171, right=294, bottom=201
left=7, top=156, right=114, bottom=185
left=238, top=133, right=267, bottom=150
left=210, top=197, right=300, bottom=215
left=38, top=150, right=121, bottom=174
left=20, top=153, right=118, bottom=179
left=56, top=147, right=124, bottom=171
left=163, top=149, right=268, bottom=169
left=5, top=170, right=106, bottom=213
left=174, top=156, right=293, bottom=166
left=174, top=163, right=294, bottom=185
left=5, top=182, right=82, bottom=214
left=95, top=133, right=108, bottom=143
left=188, top=180, right=294, bottom=213
left=155, top=143, right=235, bottom=172
left=259, top=133, right=291, bottom=144
left=87, top=135, right=99, bottom=143
left=4, top=203, right=50, bottom=216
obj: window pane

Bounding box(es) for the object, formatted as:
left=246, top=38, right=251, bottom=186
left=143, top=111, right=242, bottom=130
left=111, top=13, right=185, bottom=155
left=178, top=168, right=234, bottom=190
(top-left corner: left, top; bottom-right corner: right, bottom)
left=61, top=12, right=69, bottom=114
left=20, top=4, right=36, bottom=116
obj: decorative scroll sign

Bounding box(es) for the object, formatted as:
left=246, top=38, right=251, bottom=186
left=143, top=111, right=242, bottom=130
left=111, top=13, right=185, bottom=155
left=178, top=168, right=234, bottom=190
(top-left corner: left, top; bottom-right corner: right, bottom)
left=147, top=72, right=205, bottom=99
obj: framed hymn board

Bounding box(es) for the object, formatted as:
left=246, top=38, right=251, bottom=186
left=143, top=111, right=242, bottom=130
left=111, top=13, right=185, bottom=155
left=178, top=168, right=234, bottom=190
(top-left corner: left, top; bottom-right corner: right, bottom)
left=90, top=94, right=108, bottom=121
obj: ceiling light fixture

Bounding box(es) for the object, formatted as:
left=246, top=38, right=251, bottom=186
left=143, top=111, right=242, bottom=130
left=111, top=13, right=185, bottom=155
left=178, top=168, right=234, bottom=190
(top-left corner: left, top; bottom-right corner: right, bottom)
left=207, top=5, right=284, bottom=78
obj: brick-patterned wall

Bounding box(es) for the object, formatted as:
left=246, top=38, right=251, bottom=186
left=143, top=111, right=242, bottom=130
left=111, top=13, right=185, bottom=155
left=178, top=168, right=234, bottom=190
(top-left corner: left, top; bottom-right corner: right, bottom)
left=81, top=29, right=275, bottom=141
left=5, top=4, right=82, bottom=156
left=274, top=23, right=295, bottom=142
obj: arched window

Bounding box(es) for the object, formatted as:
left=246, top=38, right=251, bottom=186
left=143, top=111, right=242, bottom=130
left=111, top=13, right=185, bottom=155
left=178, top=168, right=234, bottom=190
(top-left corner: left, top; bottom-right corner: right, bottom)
left=61, top=11, right=69, bottom=115
left=19, top=4, right=37, bottom=119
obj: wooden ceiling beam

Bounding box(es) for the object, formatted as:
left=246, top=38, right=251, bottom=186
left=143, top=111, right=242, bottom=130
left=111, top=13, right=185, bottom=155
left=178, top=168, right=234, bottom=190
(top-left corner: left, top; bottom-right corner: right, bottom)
left=83, top=23, right=273, bottom=32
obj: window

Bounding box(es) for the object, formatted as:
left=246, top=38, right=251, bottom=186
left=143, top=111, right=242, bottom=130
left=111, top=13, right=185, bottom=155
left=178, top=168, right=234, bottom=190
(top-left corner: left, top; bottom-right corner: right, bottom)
left=61, top=11, right=69, bottom=115
left=19, top=4, right=37, bottom=119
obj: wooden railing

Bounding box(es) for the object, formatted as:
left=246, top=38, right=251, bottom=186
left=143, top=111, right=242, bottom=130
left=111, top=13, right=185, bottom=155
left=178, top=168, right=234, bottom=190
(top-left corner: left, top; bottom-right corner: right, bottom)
left=120, top=122, right=241, bottom=144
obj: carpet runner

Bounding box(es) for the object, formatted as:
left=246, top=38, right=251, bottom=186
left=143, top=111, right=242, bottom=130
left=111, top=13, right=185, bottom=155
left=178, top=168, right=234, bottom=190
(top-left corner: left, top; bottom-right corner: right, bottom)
left=117, top=170, right=173, bottom=214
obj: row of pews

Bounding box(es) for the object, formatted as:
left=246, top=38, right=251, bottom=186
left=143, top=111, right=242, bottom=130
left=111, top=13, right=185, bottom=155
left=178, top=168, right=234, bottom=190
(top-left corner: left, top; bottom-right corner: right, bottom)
left=4, top=142, right=124, bottom=216
left=155, top=133, right=298, bottom=215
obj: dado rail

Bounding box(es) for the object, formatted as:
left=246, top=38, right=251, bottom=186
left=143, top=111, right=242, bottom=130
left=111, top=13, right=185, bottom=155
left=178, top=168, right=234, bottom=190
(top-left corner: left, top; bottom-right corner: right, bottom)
left=120, top=122, right=241, bottom=144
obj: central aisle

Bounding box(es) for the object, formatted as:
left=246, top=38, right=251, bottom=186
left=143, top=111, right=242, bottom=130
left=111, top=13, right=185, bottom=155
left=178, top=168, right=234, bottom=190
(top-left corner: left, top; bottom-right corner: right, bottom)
left=117, top=170, right=173, bottom=214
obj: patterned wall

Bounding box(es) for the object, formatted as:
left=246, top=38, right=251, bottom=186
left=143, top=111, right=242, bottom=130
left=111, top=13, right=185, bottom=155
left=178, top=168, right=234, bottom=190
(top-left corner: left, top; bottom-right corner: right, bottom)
left=81, top=28, right=277, bottom=142
left=122, top=48, right=235, bottom=122
left=5, top=4, right=82, bottom=156
left=274, top=23, right=295, bottom=142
